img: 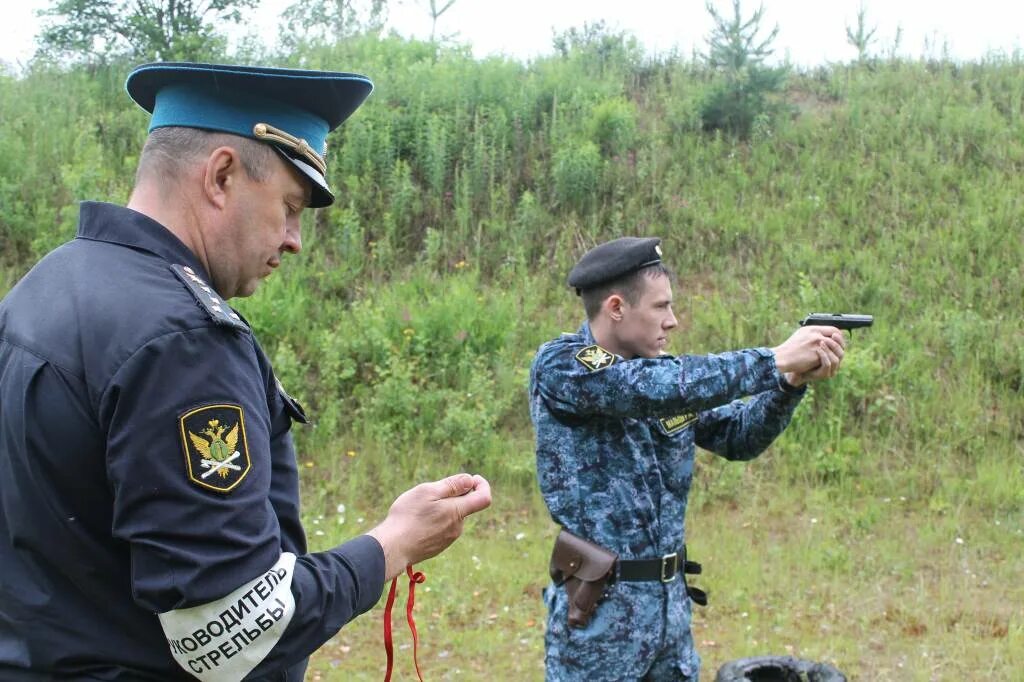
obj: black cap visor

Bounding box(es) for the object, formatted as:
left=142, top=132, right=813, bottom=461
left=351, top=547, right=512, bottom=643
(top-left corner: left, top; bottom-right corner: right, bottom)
left=272, top=147, right=334, bottom=208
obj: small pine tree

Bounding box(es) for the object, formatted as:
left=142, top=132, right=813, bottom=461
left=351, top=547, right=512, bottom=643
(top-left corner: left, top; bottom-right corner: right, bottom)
left=845, top=4, right=878, bottom=62
left=699, top=0, right=788, bottom=138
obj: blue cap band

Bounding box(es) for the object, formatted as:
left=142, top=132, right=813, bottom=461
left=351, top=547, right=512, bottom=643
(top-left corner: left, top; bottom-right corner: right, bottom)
left=149, top=83, right=329, bottom=157
left=126, top=61, right=373, bottom=207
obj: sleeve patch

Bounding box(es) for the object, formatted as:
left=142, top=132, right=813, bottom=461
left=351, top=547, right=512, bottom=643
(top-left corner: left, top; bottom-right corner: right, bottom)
left=659, top=413, right=697, bottom=435
left=180, top=403, right=252, bottom=493
left=575, top=344, right=617, bottom=371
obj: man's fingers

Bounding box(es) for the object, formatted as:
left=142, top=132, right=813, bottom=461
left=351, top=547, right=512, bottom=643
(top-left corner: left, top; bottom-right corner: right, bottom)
left=818, top=343, right=843, bottom=377
left=447, top=476, right=492, bottom=521
left=428, top=473, right=477, bottom=500
left=817, top=345, right=841, bottom=377
left=425, top=473, right=492, bottom=512
left=822, top=337, right=845, bottom=360
left=815, top=346, right=830, bottom=373
left=459, top=476, right=492, bottom=517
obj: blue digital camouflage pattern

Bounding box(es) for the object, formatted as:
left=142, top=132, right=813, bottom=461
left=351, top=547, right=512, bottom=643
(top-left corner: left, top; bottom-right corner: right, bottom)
left=530, top=321, right=806, bottom=681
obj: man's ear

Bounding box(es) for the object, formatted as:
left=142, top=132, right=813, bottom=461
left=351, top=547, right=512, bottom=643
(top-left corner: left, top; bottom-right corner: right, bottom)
left=604, top=294, right=625, bottom=322
left=202, top=146, right=241, bottom=210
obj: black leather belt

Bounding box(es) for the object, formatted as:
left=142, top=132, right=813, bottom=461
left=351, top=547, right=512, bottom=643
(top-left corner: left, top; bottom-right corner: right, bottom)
left=617, top=546, right=701, bottom=582
left=615, top=546, right=708, bottom=605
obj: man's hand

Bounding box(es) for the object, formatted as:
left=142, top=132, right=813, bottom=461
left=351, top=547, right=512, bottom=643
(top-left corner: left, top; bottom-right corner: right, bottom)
left=772, top=325, right=846, bottom=386
left=367, top=473, right=492, bottom=580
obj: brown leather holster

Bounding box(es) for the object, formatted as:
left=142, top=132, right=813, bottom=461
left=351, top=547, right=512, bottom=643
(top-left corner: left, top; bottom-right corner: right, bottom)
left=549, top=529, right=617, bottom=628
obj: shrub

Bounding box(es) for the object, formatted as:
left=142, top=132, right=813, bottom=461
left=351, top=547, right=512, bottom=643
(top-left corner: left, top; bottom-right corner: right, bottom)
left=552, top=141, right=601, bottom=213
left=587, top=97, right=638, bottom=157
left=699, top=0, right=789, bottom=137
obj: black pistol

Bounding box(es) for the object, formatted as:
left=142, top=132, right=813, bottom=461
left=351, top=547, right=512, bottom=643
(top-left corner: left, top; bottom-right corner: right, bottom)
left=800, top=313, right=874, bottom=331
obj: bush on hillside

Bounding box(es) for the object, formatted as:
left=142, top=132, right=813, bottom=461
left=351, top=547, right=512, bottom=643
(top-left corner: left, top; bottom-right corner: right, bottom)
left=699, top=0, right=789, bottom=137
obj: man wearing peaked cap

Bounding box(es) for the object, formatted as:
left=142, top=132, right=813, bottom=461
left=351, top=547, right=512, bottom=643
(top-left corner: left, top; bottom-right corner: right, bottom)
left=530, top=237, right=847, bottom=680
left=0, top=63, right=490, bottom=680
left=124, top=61, right=372, bottom=208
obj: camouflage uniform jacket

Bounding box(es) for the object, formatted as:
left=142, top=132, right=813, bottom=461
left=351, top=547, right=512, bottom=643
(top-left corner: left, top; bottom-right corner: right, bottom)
left=530, top=320, right=806, bottom=678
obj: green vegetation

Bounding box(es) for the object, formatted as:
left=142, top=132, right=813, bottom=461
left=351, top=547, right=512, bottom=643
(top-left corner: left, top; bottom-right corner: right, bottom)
left=701, top=0, right=789, bottom=137
left=1, top=21, right=1021, bottom=680
left=36, top=0, right=260, bottom=62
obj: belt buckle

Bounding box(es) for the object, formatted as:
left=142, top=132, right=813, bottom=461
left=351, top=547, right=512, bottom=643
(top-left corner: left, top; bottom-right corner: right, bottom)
left=660, top=552, right=679, bottom=582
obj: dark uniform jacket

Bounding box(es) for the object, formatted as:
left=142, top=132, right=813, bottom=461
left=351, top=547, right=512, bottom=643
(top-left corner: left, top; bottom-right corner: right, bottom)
left=0, top=202, right=384, bottom=680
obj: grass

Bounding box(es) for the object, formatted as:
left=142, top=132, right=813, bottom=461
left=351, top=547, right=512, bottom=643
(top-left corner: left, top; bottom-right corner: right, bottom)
left=299, top=445, right=1023, bottom=681
left=302, top=482, right=553, bottom=681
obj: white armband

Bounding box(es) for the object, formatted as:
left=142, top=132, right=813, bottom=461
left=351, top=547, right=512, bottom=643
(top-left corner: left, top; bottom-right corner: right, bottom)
left=159, top=552, right=297, bottom=681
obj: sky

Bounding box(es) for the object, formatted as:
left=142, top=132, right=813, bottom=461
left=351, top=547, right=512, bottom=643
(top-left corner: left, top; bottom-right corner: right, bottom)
left=3, top=0, right=1024, bottom=71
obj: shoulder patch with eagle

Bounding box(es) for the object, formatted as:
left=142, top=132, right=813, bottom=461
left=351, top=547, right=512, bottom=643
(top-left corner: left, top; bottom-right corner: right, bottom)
left=574, top=344, right=617, bottom=372
left=179, top=404, right=251, bottom=493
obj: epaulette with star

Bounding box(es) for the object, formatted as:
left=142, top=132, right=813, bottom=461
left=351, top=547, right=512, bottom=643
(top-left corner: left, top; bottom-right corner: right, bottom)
left=170, top=264, right=249, bottom=332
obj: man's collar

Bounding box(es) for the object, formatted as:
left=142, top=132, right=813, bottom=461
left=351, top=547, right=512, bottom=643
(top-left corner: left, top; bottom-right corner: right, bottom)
left=76, top=201, right=210, bottom=280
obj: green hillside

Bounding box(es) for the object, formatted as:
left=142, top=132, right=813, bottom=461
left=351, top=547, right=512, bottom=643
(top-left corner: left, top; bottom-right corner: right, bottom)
left=1, top=34, right=1021, bottom=679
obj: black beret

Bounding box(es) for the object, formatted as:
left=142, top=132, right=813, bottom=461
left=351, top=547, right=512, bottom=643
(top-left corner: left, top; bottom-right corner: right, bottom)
left=567, top=237, right=663, bottom=294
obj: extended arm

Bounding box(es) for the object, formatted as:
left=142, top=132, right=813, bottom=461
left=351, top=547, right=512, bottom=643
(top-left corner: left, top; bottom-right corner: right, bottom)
left=532, top=342, right=782, bottom=419
left=533, top=325, right=843, bottom=420
left=696, top=326, right=847, bottom=460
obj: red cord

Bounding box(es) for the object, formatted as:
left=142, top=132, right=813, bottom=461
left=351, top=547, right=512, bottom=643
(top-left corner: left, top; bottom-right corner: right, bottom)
left=406, top=565, right=426, bottom=681
left=383, top=565, right=427, bottom=682
left=383, top=576, right=398, bottom=681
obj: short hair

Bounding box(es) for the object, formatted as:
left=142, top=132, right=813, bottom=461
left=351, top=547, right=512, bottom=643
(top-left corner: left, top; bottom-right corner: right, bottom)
left=135, top=126, right=278, bottom=186
left=580, top=263, right=674, bottom=320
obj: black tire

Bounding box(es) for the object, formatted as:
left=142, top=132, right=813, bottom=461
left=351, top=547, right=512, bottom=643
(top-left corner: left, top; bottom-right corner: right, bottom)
left=714, top=655, right=847, bottom=682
